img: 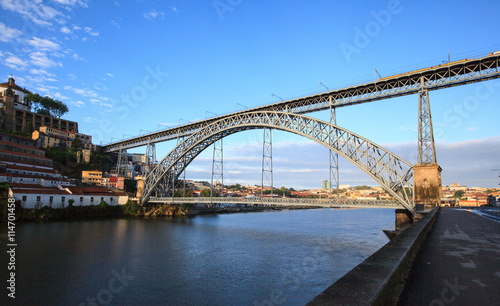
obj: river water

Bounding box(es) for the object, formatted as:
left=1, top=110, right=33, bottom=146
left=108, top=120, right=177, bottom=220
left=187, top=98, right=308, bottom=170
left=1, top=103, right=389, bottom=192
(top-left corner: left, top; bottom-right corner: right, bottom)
left=2, top=208, right=394, bottom=305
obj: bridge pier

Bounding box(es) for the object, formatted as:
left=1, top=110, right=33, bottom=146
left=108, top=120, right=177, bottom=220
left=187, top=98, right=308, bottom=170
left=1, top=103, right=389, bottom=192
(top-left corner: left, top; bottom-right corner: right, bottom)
left=413, top=163, right=442, bottom=212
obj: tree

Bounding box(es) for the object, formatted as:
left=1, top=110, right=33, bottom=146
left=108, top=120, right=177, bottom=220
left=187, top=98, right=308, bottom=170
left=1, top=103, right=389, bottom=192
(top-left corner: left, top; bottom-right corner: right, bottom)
left=72, top=137, right=83, bottom=149
left=25, top=91, right=69, bottom=118
left=200, top=188, right=219, bottom=197
left=453, top=191, right=465, bottom=199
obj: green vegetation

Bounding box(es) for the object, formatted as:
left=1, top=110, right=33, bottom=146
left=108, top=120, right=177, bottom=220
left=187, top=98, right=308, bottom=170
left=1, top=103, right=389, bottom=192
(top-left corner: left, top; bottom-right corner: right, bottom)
left=124, top=179, right=138, bottom=193
left=0, top=129, right=30, bottom=138
left=0, top=199, right=145, bottom=221
left=44, top=146, right=111, bottom=178
left=25, top=91, right=69, bottom=118
left=122, top=200, right=141, bottom=215
left=200, top=188, right=219, bottom=197
left=354, top=185, right=372, bottom=190
left=453, top=191, right=465, bottom=199
left=173, top=189, right=194, bottom=197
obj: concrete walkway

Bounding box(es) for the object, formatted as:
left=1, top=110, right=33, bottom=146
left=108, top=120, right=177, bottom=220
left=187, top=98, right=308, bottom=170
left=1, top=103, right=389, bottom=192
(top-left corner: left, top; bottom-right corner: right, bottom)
left=398, top=208, right=500, bottom=305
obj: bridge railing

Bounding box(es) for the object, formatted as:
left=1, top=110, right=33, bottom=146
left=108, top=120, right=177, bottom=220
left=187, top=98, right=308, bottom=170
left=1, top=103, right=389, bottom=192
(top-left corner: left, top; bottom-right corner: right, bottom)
left=148, top=197, right=403, bottom=208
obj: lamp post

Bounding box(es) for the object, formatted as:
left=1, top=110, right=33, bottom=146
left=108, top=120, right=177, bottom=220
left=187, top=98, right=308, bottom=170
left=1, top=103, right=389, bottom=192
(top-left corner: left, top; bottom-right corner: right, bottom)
left=319, top=82, right=329, bottom=92
left=271, top=93, right=283, bottom=103
left=205, top=111, right=217, bottom=119
left=235, top=103, right=247, bottom=112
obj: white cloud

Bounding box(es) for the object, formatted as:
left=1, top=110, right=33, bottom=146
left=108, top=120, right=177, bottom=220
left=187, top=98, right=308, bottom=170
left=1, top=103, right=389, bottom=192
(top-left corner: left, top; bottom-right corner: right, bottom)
left=60, top=26, right=72, bottom=34
left=67, top=73, right=77, bottom=80
left=110, top=20, right=120, bottom=28
left=27, top=37, right=60, bottom=51
left=0, top=0, right=66, bottom=27
left=0, top=22, right=22, bottom=43
left=30, top=68, right=56, bottom=77
left=106, top=73, right=114, bottom=77
left=52, top=91, right=69, bottom=100
left=50, top=0, right=89, bottom=8
left=187, top=136, right=500, bottom=190
left=143, top=10, right=165, bottom=20
left=64, top=85, right=98, bottom=98
left=68, top=100, right=85, bottom=107
left=84, top=26, right=99, bottom=36
left=72, top=25, right=82, bottom=31
left=30, top=51, right=59, bottom=68
left=72, top=53, right=84, bottom=61
left=171, top=6, right=178, bottom=13
left=4, top=55, right=29, bottom=70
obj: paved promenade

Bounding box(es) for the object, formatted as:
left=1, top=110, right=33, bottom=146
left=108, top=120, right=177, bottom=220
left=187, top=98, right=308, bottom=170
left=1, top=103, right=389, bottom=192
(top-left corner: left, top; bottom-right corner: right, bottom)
left=398, top=207, right=500, bottom=305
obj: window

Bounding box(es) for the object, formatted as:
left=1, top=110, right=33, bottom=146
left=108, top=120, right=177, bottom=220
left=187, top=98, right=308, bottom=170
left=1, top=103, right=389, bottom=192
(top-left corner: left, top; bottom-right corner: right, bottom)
left=22, top=196, right=27, bottom=202
left=36, top=196, right=41, bottom=202
left=110, top=198, right=114, bottom=203
left=61, top=197, right=65, bottom=203
left=90, top=197, right=94, bottom=203
left=49, top=196, right=53, bottom=203
left=101, top=197, right=104, bottom=202
left=80, top=197, right=83, bottom=202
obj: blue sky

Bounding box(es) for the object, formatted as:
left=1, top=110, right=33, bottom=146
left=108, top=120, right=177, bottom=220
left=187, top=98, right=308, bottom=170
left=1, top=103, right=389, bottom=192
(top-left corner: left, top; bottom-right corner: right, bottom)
left=1, top=0, right=500, bottom=189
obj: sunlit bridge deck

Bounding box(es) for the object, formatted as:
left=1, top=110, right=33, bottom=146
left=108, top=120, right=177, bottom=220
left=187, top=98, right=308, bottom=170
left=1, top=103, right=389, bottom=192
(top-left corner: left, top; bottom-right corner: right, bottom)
left=148, top=197, right=402, bottom=209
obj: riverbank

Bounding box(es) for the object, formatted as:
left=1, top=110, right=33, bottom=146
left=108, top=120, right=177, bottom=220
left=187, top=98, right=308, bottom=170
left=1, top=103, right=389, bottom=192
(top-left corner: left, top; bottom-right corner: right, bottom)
left=0, top=198, right=323, bottom=222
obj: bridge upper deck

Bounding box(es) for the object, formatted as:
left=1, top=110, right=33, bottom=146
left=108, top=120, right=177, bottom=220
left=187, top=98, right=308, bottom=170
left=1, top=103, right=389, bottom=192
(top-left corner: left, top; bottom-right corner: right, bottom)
left=103, top=52, right=499, bottom=152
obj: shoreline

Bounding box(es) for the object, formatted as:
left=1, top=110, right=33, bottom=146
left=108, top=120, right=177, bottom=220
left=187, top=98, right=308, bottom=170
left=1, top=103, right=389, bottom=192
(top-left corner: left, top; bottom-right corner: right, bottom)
left=0, top=201, right=325, bottom=223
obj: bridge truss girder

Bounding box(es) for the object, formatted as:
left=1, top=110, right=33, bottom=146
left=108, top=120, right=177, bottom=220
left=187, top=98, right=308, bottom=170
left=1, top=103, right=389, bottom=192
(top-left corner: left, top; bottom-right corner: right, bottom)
left=103, top=53, right=499, bottom=153
left=141, top=111, right=414, bottom=212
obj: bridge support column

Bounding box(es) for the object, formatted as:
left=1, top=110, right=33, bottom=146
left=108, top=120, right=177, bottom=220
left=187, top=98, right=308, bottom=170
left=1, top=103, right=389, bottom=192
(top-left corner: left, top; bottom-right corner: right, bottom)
left=413, top=163, right=442, bottom=211
left=261, top=128, right=273, bottom=201
left=145, top=141, right=156, bottom=177
left=116, top=146, right=127, bottom=177
left=329, top=98, right=339, bottom=199
left=211, top=138, right=223, bottom=206
left=415, top=88, right=442, bottom=211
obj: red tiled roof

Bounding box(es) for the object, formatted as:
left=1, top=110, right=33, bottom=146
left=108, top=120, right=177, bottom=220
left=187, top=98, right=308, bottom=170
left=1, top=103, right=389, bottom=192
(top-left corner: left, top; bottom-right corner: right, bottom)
left=0, top=141, right=44, bottom=152
left=8, top=183, right=50, bottom=189
left=67, top=186, right=125, bottom=196
left=0, top=173, right=69, bottom=181
left=4, top=163, right=57, bottom=174
left=0, top=132, right=33, bottom=140
left=40, top=126, right=75, bottom=134
left=0, top=149, right=51, bottom=160
left=11, top=188, right=70, bottom=195
left=0, top=158, right=53, bottom=169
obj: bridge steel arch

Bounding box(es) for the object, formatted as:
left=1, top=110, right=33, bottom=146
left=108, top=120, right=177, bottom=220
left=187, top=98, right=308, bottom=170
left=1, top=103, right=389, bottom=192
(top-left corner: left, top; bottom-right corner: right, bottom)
left=141, top=111, right=415, bottom=212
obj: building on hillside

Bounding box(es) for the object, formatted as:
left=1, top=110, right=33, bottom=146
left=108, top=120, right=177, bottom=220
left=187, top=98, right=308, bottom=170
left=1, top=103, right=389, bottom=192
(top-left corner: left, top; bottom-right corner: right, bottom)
left=32, top=126, right=94, bottom=149
left=108, top=172, right=125, bottom=190
left=82, top=170, right=103, bottom=185
left=0, top=77, right=78, bottom=134
left=81, top=170, right=125, bottom=190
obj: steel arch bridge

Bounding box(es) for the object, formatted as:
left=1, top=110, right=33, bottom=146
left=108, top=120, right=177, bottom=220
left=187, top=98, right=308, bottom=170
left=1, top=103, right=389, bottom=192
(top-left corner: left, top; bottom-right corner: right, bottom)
left=141, top=111, right=414, bottom=212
